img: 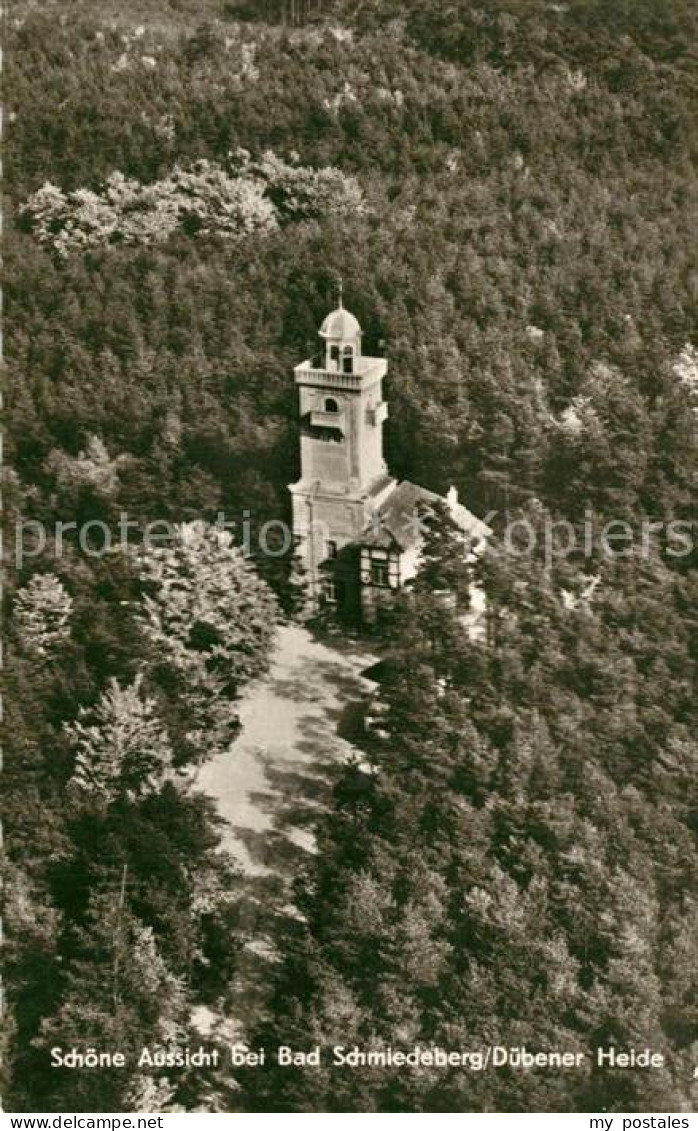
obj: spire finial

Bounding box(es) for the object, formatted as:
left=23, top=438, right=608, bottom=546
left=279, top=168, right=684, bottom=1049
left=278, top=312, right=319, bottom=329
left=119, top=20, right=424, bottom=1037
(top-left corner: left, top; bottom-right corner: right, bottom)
left=338, top=276, right=343, bottom=309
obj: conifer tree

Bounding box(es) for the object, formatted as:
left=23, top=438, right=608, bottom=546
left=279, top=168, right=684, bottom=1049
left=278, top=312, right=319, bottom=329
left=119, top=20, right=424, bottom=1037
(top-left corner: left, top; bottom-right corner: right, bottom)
left=35, top=892, right=188, bottom=1111
left=136, top=521, right=278, bottom=760
left=13, top=573, right=73, bottom=657
left=410, top=499, right=473, bottom=610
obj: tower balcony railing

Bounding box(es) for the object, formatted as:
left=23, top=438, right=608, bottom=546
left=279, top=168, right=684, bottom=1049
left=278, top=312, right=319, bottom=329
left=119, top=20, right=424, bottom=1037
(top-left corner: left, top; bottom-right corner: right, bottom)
left=296, top=366, right=363, bottom=389
left=295, top=356, right=386, bottom=390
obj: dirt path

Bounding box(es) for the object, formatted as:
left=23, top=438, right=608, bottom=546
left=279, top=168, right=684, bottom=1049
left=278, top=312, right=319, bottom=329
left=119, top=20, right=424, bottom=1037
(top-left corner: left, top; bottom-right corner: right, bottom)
left=191, top=623, right=376, bottom=1036
left=195, top=622, right=376, bottom=876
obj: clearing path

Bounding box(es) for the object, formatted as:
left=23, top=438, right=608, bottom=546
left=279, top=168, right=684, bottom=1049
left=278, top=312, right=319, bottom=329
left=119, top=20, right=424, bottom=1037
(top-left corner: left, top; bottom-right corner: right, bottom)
left=191, top=622, right=376, bottom=1036
left=195, top=621, right=376, bottom=876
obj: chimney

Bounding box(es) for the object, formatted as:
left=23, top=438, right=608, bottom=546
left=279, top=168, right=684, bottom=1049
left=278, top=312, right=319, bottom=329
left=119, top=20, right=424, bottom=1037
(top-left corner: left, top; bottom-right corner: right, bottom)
left=447, top=485, right=458, bottom=512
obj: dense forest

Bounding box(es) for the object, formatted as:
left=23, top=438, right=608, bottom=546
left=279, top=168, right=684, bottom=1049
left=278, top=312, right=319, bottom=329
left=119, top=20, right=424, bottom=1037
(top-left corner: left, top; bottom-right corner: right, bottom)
left=4, top=0, right=697, bottom=1113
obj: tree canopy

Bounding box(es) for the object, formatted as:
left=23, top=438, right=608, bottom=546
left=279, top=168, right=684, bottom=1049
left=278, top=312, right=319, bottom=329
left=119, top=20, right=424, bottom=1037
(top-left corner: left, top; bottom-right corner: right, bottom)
left=4, top=0, right=696, bottom=1113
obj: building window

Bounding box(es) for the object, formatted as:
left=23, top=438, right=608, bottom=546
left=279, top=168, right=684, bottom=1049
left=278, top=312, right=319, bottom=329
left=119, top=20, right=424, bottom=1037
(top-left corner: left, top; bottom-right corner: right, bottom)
left=324, top=397, right=339, bottom=413
left=370, top=558, right=390, bottom=587
left=342, top=346, right=354, bottom=374
left=330, top=345, right=340, bottom=365
left=322, top=578, right=337, bottom=603
left=326, top=540, right=338, bottom=559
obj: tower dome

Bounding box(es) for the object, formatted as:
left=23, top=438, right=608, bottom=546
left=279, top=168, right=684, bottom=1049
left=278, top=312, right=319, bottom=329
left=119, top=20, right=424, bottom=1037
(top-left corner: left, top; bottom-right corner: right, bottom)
left=319, top=288, right=362, bottom=373
left=319, top=306, right=362, bottom=341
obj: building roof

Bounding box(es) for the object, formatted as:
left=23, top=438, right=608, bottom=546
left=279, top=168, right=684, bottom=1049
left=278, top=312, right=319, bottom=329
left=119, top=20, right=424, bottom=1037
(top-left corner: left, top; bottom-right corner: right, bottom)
left=319, top=305, right=362, bottom=340
left=359, top=480, right=491, bottom=551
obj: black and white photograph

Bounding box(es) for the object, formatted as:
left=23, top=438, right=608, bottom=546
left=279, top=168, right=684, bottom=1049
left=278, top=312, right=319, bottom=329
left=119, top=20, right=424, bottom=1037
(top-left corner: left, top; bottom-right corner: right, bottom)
left=3, top=0, right=697, bottom=1120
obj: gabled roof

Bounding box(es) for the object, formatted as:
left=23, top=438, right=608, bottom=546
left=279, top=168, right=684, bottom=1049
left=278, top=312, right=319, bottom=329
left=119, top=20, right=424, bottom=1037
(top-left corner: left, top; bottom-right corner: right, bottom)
left=359, top=480, right=491, bottom=551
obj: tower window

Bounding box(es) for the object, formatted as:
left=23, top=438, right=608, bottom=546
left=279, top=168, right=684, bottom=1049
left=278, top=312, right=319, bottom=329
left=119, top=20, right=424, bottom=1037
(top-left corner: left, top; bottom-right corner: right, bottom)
left=330, top=345, right=340, bottom=365
left=342, top=346, right=354, bottom=374
left=326, top=540, right=338, bottom=559
left=324, top=397, right=339, bottom=413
